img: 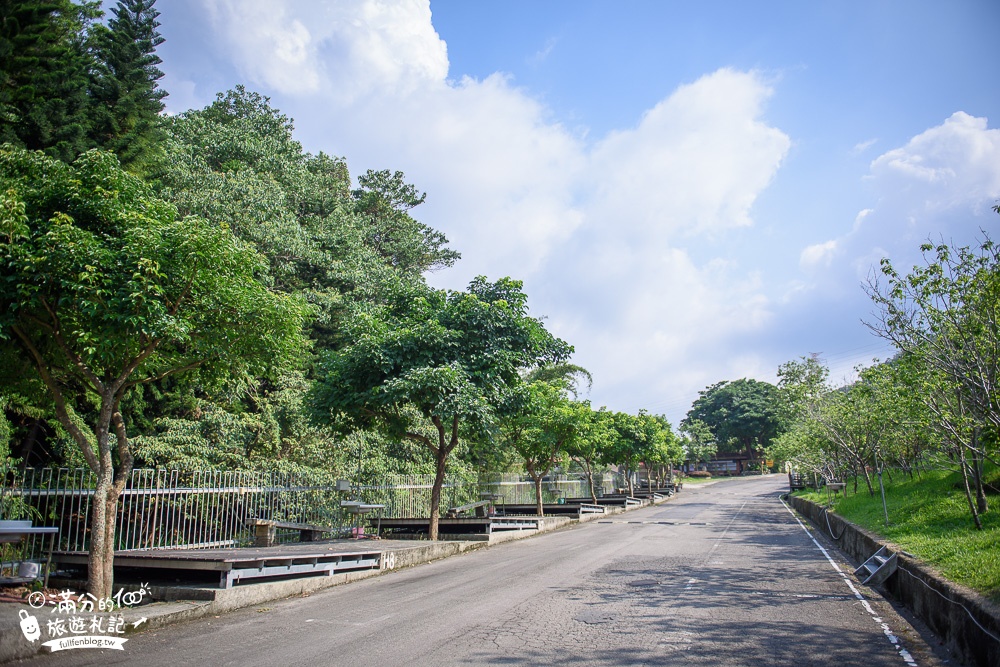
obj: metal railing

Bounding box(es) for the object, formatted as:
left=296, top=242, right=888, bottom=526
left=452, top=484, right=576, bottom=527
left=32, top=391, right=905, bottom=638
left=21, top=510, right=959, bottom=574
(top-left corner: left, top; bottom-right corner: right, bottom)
left=1, top=467, right=621, bottom=576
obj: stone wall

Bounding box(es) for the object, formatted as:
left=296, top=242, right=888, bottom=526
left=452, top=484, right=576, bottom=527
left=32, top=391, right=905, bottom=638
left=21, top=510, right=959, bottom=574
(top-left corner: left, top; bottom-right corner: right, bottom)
left=789, top=495, right=1000, bottom=667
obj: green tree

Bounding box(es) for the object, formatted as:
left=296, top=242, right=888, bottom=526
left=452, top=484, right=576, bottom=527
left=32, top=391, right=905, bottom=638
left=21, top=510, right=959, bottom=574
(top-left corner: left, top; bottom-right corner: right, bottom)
left=0, top=0, right=100, bottom=162
left=684, top=378, right=786, bottom=469
left=769, top=356, right=837, bottom=480
left=88, top=0, right=167, bottom=174
left=637, top=413, right=680, bottom=487
left=156, top=88, right=448, bottom=335
left=680, top=418, right=717, bottom=470
left=150, top=88, right=435, bottom=470
left=352, top=169, right=460, bottom=275
left=603, top=410, right=665, bottom=496
left=310, top=277, right=571, bottom=539
left=565, top=406, right=614, bottom=503
left=809, top=364, right=907, bottom=497
left=0, top=147, right=309, bottom=597
left=866, top=234, right=1000, bottom=528
left=501, top=380, right=590, bottom=515
left=776, top=355, right=829, bottom=423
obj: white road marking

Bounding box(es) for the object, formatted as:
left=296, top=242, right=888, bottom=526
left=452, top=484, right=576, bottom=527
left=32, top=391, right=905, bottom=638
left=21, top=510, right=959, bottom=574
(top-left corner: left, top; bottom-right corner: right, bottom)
left=780, top=495, right=918, bottom=666
left=707, top=499, right=747, bottom=559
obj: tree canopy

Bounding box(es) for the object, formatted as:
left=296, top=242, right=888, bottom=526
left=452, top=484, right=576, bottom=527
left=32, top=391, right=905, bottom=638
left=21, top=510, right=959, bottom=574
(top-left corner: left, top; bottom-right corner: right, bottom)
left=0, top=0, right=99, bottom=161
left=684, top=378, right=786, bottom=466
left=0, top=145, right=309, bottom=595
left=501, top=376, right=591, bottom=515
left=88, top=0, right=168, bottom=174
left=310, top=276, right=571, bottom=538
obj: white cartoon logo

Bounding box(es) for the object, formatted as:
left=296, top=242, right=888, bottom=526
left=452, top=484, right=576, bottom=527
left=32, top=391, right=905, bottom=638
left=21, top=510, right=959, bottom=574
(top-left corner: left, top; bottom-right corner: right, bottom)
left=13, top=585, right=152, bottom=652
left=19, top=609, right=40, bottom=642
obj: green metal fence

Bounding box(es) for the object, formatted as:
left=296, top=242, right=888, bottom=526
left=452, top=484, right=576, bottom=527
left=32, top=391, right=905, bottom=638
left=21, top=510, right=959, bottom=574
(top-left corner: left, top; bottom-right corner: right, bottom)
left=1, top=467, right=620, bottom=577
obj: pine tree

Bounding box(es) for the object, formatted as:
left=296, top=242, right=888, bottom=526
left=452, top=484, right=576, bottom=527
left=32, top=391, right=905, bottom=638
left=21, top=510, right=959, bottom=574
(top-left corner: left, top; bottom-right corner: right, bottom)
left=0, top=0, right=99, bottom=162
left=89, top=0, right=167, bottom=173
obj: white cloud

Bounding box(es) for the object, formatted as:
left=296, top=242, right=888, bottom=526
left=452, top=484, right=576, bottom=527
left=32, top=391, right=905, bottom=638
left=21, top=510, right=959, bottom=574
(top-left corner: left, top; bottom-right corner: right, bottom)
left=869, top=111, right=1000, bottom=214
left=587, top=69, right=790, bottom=239
left=200, top=1, right=795, bottom=421
left=852, top=138, right=877, bottom=154
left=800, top=240, right=838, bottom=269
left=795, top=113, right=1000, bottom=290
left=203, top=0, right=321, bottom=94
left=774, top=112, right=1000, bottom=396
left=529, top=37, right=558, bottom=66
left=203, top=0, right=447, bottom=99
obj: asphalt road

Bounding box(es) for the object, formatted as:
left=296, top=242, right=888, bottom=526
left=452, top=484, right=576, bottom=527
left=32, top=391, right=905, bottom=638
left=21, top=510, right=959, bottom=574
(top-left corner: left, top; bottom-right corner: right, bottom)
left=21, top=475, right=947, bottom=666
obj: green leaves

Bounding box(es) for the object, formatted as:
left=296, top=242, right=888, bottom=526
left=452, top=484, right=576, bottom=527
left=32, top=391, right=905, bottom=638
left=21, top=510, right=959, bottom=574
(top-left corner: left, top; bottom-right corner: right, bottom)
left=865, top=231, right=1000, bottom=526
left=351, top=168, right=459, bottom=274
left=684, top=378, right=785, bottom=460
left=0, top=0, right=99, bottom=162
left=311, top=277, right=571, bottom=442
left=0, top=143, right=308, bottom=419
left=87, top=0, right=168, bottom=175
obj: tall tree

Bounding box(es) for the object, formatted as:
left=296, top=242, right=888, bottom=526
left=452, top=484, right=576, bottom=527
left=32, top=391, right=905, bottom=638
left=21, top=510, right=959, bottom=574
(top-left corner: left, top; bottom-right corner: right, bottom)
left=310, top=277, right=571, bottom=539
left=603, top=411, right=663, bottom=496
left=680, top=418, right=717, bottom=471
left=0, top=0, right=99, bottom=162
left=156, top=88, right=441, bottom=324
left=636, top=413, right=680, bottom=487
left=88, top=0, right=167, bottom=174
left=145, top=89, right=394, bottom=469
left=808, top=364, right=904, bottom=497
left=0, top=146, right=308, bottom=597
left=352, top=169, right=461, bottom=275
left=866, top=233, right=1000, bottom=528
left=565, top=406, right=614, bottom=503
left=501, top=379, right=589, bottom=516
left=684, top=378, right=786, bottom=469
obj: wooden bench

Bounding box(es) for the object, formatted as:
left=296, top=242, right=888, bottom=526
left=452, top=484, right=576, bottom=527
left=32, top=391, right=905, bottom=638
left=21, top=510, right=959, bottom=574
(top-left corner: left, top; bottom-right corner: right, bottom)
left=248, top=519, right=336, bottom=547
left=446, top=500, right=493, bottom=518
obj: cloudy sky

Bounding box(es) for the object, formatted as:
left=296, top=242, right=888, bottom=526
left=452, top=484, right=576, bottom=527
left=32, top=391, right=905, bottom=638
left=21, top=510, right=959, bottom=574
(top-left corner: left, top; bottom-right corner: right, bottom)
left=155, top=0, right=1000, bottom=424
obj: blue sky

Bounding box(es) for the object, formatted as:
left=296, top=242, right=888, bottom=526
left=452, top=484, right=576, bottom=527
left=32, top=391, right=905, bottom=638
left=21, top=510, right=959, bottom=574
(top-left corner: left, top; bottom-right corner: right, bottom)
left=155, top=0, right=1000, bottom=424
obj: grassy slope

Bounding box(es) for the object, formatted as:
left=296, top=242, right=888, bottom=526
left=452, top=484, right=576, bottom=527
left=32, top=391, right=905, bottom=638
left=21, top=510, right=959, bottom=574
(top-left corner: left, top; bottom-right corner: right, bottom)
left=797, top=468, right=1000, bottom=603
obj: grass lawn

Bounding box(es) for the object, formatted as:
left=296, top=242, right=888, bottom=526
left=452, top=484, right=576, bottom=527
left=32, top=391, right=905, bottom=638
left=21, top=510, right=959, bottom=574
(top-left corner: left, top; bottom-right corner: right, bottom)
left=676, top=475, right=716, bottom=485
left=796, top=467, right=1000, bottom=603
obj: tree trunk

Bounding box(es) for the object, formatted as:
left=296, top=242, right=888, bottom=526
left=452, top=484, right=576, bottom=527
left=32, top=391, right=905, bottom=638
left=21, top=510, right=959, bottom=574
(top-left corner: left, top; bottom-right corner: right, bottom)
left=972, top=429, right=988, bottom=515
left=626, top=467, right=635, bottom=497
left=584, top=459, right=597, bottom=504
left=958, top=447, right=983, bottom=530
left=428, top=445, right=448, bottom=541
left=533, top=475, right=544, bottom=517
left=88, top=472, right=118, bottom=599
left=14, top=421, right=44, bottom=469
left=861, top=464, right=875, bottom=496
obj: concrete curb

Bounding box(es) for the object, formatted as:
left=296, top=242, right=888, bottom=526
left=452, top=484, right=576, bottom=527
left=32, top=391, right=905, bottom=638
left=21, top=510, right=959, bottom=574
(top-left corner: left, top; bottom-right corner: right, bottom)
left=789, top=494, right=1000, bottom=667
left=0, top=494, right=671, bottom=662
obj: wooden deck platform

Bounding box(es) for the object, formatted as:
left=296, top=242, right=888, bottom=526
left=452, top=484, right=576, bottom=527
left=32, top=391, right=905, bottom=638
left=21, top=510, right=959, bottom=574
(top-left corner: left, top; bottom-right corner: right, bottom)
left=563, top=496, right=645, bottom=507
left=52, top=540, right=388, bottom=589
left=495, top=503, right=605, bottom=517
left=373, top=516, right=540, bottom=536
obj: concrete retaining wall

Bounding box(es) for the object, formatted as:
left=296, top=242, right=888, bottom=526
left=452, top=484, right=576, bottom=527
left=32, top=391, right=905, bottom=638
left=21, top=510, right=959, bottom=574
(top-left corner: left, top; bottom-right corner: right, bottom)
left=789, top=495, right=1000, bottom=667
